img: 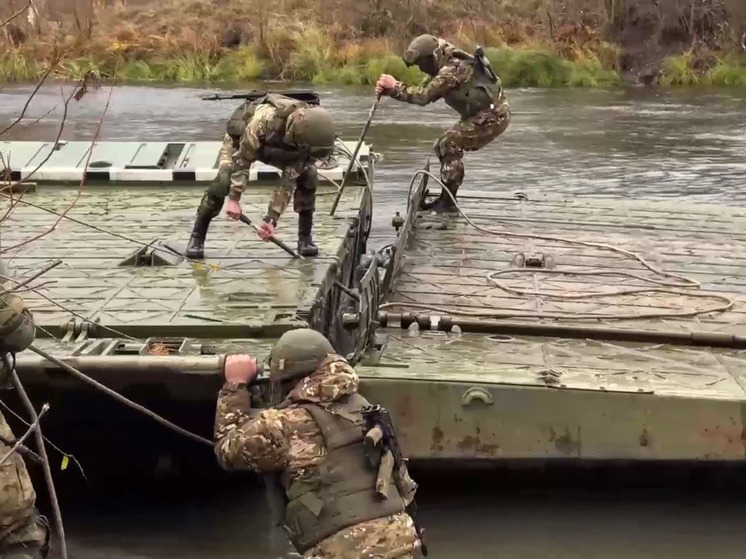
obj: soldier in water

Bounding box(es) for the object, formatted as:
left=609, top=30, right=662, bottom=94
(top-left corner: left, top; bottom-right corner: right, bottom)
left=0, top=276, right=50, bottom=559
left=214, top=329, right=424, bottom=558
left=376, top=34, right=510, bottom=213
left=185, top=94, right=336, bottom=259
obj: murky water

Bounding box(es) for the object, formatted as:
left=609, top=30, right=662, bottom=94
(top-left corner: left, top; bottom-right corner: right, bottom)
left=3, top=83, right=746, bottom=558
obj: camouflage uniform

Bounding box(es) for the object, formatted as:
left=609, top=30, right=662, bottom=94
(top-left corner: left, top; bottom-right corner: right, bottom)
left=203, top=102, right=318, bottom=224
left=186, top=94, right=334, bottom=259
left=215, top=355, right=422, bottom=558
left=386, top=37, right=510, bottom=207
left=0, top=284, right=49, bottom=559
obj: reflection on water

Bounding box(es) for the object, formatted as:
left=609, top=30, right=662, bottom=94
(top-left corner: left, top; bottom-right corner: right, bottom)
left=3, top=83, right=746, bottom=558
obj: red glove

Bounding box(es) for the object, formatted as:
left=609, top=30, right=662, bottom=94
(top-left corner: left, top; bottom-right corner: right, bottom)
left=224, top=354, right=258, bottom=385
left=259, top=221, right=276, bottom=241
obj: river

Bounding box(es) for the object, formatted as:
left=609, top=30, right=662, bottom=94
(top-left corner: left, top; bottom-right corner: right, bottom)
left=2, top=83, right=746, bottom=558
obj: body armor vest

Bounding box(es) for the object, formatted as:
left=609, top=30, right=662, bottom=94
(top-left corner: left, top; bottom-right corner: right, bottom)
left=225, top=94, right=309, bottom=144
left=282, top=393, right=406, bottom=552
left=443, top=58, right=504, bottom=119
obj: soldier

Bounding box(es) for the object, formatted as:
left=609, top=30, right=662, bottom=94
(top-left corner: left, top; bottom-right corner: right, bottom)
left=0, top=283, right=50, bottom=559
left=376, top=34, right=510, bottom=213
left=185, top=94, right=336, bottom=259
left=214, top=329, right=424, bottom=558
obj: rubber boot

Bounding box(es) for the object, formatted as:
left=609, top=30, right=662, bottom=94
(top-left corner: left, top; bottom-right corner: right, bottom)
left=429, top=188, right=458, bottom=214
left=297, top=210, right=318, bottom=257
left=185, top=209, right=213, bottom=259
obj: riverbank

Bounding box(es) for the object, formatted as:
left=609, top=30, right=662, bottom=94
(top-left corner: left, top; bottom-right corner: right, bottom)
left=1, top=0, right=746, bottom=87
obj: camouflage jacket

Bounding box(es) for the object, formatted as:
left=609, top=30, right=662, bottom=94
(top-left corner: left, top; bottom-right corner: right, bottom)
left=0, top=409, right=38, bottom=544
left=390, top=58, right=509, bottom=116
left=227, top=103, right=313, bottom=221
left=214, top=355, right=421, bottom=558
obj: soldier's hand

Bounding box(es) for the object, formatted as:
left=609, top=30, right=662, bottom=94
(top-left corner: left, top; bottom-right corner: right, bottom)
left=225, top=199, right=242, bottom=220
left=376, top=74, right=397, bottom=95
left=224, top=354, right=258, bottom=384
left=258, top=221, right=276, bottom=241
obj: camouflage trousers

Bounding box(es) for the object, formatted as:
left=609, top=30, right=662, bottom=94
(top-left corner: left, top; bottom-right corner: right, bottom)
left=434, top=106, right=511, bottom=199
left=303, top=512, right=421, bottom=559
left=0, top=410, right=49, bottom=559
left=197, top=134, right=316, bottom=221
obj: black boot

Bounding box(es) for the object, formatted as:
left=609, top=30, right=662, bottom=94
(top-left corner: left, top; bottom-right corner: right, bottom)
left=297, top=210, right=318, bottom=257
left=185, top=209, right=213, bottom=259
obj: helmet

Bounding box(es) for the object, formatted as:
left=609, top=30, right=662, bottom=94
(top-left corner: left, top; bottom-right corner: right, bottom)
left=268, top=328, right=335, bottom=382
left=285, top=106, right=335, bottom=160
left=404, top=34, right=440, bottom=76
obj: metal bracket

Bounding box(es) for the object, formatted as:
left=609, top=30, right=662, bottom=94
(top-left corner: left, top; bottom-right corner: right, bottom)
left=62, top=318, right=98, bottom=342
left=461, top=387, right=494, bottom=406
left=512, top=252, right=555, bottom=269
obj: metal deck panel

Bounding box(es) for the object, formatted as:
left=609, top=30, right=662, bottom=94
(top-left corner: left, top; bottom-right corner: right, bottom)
left=174, top=142, right=221, bottom=170
left=385, top=191, right=746, bottom=337
left=126, top=142, right=170, bottom=168
left=1, top=184, right=363, bottom=334
left=25, top=142, right=91, bottom=169
left=0, top=141, right=48, bottom=168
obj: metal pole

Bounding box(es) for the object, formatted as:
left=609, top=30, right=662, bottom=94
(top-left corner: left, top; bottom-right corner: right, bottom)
left=239, top=214, right=302, bottom=260
left=329, top=95, right=381, bottom=216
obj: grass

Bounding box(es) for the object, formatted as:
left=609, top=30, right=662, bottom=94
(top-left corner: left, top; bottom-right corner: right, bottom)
left=661, top=52, right=746, bottom=87
left=488, top=48, right=620, bottom=87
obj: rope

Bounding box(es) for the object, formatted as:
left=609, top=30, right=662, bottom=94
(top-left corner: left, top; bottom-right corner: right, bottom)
left=382, top=170, right=734, bottom=321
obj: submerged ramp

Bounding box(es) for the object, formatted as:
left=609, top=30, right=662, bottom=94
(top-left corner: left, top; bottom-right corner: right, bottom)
left=359, top=178, right=746, bottom=461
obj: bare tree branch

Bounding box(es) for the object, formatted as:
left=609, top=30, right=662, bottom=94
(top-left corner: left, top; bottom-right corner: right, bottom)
left=0, top=399, right=87, bottom=480
left=0, top=259, right=62, bottom=296
left=0, top=58, right=59, bottom=138
left=6, top=360, right=68, bottom=559
left=0, top=403, right=49, bottom=467
left=0, top=81, right=113, bottom=254
left=0, top=0, right=32, bottom=28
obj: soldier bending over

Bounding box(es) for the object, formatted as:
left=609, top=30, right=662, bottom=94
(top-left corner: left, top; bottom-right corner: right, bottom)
left=376, top=34, right=511, bottom=213
left=186, top=94, right=336, bottom=259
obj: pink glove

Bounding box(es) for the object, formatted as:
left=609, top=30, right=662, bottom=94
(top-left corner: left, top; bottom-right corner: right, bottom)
left=259, top=221, right=276, bottom=241
left=224, top=354, right=258, bottom=385
left=225, top=199, right=242, bottom=220
left=375, top=74, right=398, bottom=95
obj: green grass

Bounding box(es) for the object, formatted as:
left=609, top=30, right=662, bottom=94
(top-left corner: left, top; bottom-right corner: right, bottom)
left=487, top=47, right=620, bottom=88
left=661, top=53, right=746, bottom=86
left=703, top=55, right=746, bottom=86
left=0, top=50, right=41, bottom=82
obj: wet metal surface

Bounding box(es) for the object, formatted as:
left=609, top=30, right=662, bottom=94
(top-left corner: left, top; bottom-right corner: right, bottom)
left=4, top=84, right=746, bottom=557
left=2, top=185, right=363, bottom=332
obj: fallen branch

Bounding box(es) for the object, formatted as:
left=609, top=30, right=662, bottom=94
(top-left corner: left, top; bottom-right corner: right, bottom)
left=4, top=355, right=68, bottom=559
left=0, top=403, right=49, bottom=466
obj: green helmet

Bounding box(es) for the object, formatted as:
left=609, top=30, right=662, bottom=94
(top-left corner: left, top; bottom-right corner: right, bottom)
left=404, top=34, right=440, bottom=76
left=285, top=106, right=335, bottom=159
left=269, top=328, right=335, bottom=382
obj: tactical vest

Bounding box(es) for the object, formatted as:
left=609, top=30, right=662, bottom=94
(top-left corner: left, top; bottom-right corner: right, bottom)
left=225, top=94, right=309, bottom=145
left=282, top=393, right=406, bottom=552
left=443, top=58, right=504, bottom=119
